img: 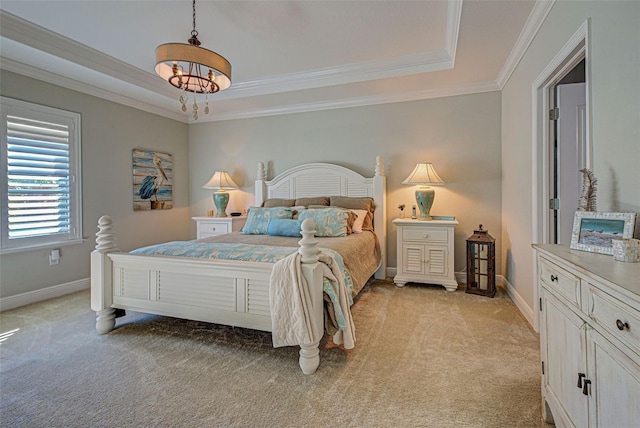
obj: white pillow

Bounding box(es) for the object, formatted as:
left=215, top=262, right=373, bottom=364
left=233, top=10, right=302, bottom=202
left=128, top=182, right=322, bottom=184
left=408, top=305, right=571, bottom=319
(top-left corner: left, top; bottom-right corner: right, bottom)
left=351, top=209, right=368, bottom=233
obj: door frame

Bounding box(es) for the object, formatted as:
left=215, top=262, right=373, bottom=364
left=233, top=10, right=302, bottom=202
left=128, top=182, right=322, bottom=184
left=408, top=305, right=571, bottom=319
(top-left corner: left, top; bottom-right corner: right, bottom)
left=531, top=19, right=591, bottom=331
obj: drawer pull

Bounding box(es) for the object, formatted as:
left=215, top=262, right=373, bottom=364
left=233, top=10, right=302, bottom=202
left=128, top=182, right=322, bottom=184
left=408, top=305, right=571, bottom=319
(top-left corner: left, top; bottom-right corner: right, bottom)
left=577, top=373, right=585, bottom=388
left=550, top=275, right=558, bottom=282
left=616, top=319, right=629, bottom=331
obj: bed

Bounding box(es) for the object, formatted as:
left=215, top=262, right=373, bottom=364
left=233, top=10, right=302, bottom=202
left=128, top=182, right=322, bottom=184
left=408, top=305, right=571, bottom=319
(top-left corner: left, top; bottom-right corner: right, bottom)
left=91, top=157, right=387, bottom=374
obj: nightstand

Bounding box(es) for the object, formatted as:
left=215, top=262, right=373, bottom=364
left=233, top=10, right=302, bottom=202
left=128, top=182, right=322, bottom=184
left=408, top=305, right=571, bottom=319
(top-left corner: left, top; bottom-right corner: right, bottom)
left=192, top=216, right=247, bottom=239
left=393, top=218, right=459, bottom=291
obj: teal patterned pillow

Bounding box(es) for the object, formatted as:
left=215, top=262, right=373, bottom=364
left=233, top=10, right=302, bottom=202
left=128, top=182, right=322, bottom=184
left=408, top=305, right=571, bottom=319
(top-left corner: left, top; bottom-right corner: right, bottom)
left=241, top=207, right=295, bottom=235
left=298, top=207, right=349, bottom=237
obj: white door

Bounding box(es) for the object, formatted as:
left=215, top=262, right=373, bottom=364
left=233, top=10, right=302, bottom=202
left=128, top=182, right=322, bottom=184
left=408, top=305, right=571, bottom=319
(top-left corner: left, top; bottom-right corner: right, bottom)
left=552, top=82, right=587, bottom=246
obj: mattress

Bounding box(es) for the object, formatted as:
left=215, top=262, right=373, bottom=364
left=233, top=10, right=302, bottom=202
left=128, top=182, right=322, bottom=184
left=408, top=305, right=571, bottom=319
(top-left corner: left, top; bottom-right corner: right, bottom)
left=197, top=230, right=381, bottom=296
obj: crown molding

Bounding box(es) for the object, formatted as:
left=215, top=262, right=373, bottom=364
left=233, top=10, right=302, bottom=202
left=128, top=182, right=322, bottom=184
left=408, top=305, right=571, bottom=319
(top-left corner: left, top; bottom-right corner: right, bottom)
left=496, top=0, right=556, bottom=89
left=0, top=7, right=459, bottom=102
left=446, top=0, right=464, bottom=64
left=0, top=57, right=187, bottom=123
left=223, top=49, right=453, bottom=100
left=199, top=81, right=500, bottom=123
left=0, top=10, right=173, bottom=97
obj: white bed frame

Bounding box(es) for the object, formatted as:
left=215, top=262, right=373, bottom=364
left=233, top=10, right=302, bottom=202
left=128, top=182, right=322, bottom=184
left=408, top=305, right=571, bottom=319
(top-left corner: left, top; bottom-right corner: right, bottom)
left=91, top=157, right=386, bottom=374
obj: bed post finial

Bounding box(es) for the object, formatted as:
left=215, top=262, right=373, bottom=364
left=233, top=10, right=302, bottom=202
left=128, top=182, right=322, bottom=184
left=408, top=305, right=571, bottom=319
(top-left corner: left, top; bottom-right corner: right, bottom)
left=255, top=162, right=267, bottom=206
left=257, top=161, right=266, bottom=181
left=95, top=215, right=117, bottom=251
left=375, top=155, right=385, bottom=176
left=298, top=219, right=319, bottom=263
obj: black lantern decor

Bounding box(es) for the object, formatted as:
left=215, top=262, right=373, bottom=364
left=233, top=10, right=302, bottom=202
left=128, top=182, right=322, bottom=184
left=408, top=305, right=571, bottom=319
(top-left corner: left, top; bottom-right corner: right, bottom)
left=466, top=224, right=496, bottom=298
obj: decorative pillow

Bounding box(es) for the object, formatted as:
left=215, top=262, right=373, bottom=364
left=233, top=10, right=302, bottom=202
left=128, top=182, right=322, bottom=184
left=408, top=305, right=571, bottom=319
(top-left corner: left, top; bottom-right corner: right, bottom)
left=350, top=209, right=368, bottom=233
left=298, top=207, right=350, bottom=237
left=241, top=207, right=295, bottom=234
left=267, top=219, right=302, bottom=237
left=295, top=196, right=329, bottom=207
left=329, top=196, right=375, bottom=231
left=304, top=206, right=355, bottom=233
left=262, top=198, right=295, bottom=208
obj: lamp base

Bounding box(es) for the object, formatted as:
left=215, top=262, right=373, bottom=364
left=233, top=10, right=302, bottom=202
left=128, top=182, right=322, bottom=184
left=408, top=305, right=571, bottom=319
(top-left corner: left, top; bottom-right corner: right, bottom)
left=213, top=191, right=229, bottom=217
left=415, top=188, right=435, bottom=220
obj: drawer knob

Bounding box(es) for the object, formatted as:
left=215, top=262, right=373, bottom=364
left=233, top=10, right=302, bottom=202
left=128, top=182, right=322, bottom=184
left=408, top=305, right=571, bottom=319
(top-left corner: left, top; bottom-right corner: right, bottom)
left=423, top=233, right=429, bottom=238
left=616, top=319, right=629, bottom=331
left=550, top=275, right=558, bottom=282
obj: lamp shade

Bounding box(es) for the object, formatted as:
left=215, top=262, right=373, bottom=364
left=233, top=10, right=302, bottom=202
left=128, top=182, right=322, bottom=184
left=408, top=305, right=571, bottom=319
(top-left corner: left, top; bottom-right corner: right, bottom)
left=202, top=171, right=239, bottom=190
left=402, top=162, right=445, bottom=185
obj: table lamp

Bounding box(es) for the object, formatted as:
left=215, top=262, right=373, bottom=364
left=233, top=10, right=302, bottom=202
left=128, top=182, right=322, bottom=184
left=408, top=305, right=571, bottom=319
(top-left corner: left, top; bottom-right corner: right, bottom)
left=402, top=162, right=444, bottom=220
left=202, top=171, right=239, bottom=217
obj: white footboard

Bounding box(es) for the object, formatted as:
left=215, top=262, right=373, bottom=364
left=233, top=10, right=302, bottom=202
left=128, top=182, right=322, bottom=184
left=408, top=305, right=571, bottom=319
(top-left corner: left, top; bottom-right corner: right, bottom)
left=90, top=215, right=324, bottom=374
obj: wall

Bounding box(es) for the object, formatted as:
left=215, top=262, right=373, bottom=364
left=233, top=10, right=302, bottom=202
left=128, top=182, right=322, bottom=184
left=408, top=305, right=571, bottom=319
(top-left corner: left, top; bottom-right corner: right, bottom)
left=0, top=71, right=190, bottom=300
left=501, top=2, right=640, bottom=317
left=189, top=91, right=502, bottom=275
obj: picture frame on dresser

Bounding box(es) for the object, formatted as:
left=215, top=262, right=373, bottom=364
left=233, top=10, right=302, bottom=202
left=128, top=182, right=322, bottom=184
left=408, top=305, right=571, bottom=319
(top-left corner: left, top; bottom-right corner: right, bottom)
left=570, top=211, right=636, bottom=255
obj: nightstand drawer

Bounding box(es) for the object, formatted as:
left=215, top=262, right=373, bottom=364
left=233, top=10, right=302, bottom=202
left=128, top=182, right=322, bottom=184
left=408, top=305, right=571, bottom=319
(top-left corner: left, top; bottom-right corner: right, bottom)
left=587, top=285, right=640, bottom=354
left=402, top=227, right=448, bottom=243
left=539, top=257, right=581, bottom=309
left=198, top=222, right=230, bottom=236
left=193, top=216, right=247, bottom=239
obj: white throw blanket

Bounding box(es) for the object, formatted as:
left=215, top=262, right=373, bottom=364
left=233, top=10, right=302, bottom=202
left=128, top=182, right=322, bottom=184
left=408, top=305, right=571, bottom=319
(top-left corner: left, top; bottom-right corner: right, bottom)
left=269, top=250, right=356, bottom=349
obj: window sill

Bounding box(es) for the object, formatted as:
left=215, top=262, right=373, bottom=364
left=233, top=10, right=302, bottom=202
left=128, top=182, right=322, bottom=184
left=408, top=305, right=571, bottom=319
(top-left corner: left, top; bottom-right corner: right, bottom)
left=0, top=239, right=85, bottom=255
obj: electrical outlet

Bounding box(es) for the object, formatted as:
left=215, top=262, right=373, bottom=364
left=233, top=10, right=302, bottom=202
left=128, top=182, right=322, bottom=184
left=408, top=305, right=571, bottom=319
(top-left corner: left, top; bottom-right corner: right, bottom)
left=49, top=249, right=60, bottom=265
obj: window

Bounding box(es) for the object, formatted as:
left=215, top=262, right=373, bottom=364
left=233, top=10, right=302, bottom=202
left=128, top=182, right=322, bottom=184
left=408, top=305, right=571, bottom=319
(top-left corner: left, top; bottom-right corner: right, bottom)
left=1, top=97, right=82, bottom=253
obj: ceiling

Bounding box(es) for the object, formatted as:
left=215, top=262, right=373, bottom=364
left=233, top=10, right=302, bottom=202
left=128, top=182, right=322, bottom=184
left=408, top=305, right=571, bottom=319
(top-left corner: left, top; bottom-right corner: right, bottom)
left=0, top=1, right=544, bottom=123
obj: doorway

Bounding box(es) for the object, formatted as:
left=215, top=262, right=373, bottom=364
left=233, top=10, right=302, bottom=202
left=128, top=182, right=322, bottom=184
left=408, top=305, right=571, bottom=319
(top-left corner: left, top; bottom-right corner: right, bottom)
left=550, top=59, right=587, bottom=246
left=532, top=19, right=590, bottom=332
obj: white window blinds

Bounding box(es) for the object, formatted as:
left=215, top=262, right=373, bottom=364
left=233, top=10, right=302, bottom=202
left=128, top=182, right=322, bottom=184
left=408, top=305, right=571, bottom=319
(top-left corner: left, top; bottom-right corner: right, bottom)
left=1, top=98, right=82, bottom=252
left=7, top=115, right=73, bottom=239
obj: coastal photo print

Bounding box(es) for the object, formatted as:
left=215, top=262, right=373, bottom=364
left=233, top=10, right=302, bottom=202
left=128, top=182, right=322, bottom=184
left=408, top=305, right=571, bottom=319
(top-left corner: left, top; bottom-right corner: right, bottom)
left=570, top=211, right=636, bottom=255
left=132, top=149, right=173, bottom=210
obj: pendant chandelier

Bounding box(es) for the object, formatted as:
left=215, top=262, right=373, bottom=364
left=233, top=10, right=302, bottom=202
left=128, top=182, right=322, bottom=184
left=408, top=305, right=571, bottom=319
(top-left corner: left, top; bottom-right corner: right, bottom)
left=155, top=0, right=232, bottom=120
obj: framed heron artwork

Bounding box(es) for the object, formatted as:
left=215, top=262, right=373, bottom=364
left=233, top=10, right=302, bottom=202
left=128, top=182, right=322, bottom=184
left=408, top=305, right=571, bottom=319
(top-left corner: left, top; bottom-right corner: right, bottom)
left=132, top=149, right=173, bottom=210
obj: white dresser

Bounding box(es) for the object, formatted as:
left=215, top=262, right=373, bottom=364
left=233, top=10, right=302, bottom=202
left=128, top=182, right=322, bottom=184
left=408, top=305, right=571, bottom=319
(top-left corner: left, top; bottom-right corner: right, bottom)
left=192, top=216, right=247, bottom=239
left=533, top=244, right=640, bottom=428
left=393, top=218, right=458, bottom=291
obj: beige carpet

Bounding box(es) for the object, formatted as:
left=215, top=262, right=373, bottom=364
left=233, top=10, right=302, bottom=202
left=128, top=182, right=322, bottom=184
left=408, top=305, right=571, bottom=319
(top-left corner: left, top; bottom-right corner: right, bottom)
left=0, top=280, right=548, bottom=427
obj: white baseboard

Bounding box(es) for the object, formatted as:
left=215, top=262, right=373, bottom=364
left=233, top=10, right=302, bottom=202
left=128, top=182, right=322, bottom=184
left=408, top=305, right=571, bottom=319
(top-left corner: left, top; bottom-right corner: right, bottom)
left=386, top=267, right=397, bottom=278
left=0, top=278, right=90, bottom=312
left=454, top=271, right=536, bottom=329
left=501, top=276, right=535, bottom=328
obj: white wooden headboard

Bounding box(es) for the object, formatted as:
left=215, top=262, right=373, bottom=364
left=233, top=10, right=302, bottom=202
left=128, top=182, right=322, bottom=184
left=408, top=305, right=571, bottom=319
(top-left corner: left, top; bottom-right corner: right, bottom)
left=255, top=156, right=387, bottom=279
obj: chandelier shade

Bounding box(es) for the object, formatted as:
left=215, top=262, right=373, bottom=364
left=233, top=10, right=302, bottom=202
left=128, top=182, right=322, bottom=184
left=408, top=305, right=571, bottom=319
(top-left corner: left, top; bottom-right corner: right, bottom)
left=154, top=0, right=231, bottom=120
left=155, top=43, right=231, bottom=93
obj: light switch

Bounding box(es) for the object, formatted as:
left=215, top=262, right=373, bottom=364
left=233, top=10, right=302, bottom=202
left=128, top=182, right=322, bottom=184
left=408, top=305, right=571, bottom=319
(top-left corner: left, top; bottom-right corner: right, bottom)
left=49, top=249, right=60, bottom=265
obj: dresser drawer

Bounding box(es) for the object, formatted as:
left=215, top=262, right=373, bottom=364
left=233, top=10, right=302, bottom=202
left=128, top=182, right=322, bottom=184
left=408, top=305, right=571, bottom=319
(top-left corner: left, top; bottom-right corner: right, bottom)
left=198, top=221, right=230, bottom=237
left=587, top=285, right=640, bottom=355
left=402, top=227, right=448, bottom=243
left=539, top=257, right=581, bottom=309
